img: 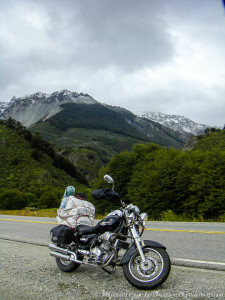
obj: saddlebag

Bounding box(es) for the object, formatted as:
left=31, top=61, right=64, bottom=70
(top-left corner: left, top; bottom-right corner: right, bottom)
left=50, top=225, right=74, bottom=244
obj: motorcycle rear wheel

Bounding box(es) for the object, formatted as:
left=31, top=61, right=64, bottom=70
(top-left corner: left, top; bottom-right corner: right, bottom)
left=56, top=255, right=83, bottom=272
left=123, top=247, right=171, bottom=290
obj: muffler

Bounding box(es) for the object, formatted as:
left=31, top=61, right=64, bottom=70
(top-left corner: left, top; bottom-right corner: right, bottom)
left=49, top=243, right=83, bottom=264
left=49, top=243, right=69, bottom=254
left=50, top=251, right=71, bottom=261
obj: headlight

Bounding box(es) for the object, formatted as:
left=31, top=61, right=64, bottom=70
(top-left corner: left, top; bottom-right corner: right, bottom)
left=140, top=213, right=148, bottom=227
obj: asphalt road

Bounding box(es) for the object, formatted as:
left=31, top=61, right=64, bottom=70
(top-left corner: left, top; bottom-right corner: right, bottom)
left=0, top=239, right=225, bottom=300
left=0, top=215, right=225, bottom=270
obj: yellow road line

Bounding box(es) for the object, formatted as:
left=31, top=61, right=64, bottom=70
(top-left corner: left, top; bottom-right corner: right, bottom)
left=1, top=218, right=225, bottom=234
left=145, top=228, right=225, bottom=234
left=0, top=218, right=58, bottom=225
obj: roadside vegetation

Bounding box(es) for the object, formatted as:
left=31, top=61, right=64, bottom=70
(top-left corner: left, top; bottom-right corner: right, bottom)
left=0, top=119, right=90, bottom=210
left=0, top=119, right=224, bottom=222
left=94, top=128, right=225, bottom=222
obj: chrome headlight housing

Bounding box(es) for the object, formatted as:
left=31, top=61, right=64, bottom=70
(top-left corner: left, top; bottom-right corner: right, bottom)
left=140, top=213, right=148, bottom=227
left=126, top=204, right=140, bottom=221
left=127, top=212, right=136, bottom=221
left=136, top=213, right=148, bottom=236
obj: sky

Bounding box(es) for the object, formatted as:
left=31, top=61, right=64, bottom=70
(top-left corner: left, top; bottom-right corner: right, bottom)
left=0, top=0, right=225, bottom=126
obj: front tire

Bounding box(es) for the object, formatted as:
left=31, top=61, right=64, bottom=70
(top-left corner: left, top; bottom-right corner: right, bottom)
left=123, top=247, right=171, bottom=290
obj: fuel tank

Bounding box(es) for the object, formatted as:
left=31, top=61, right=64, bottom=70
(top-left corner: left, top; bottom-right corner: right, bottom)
left=97, top=215, right=122, bottom=233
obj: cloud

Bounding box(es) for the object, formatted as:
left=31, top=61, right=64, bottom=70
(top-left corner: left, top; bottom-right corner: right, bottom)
left=0, top=0, right=225, bottom=126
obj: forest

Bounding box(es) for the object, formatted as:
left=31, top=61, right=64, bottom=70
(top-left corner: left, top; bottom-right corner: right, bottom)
left=94, top=129, right=225, bottom=221
left=0, top=119, right=89, bottom=210
left=1, top=118, right=225, bottom=221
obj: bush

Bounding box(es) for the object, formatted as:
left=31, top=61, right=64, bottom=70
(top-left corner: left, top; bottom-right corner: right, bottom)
left=38, top=191, right=60, bottom=208
left=0, top=189, right=28, bottom=210
left=31, top=149, right=43, bottom=161
left=219, top=213, right=225, bottom=222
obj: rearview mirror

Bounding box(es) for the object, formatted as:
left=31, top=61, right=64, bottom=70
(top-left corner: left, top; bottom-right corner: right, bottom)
left=104, top=174, right=114, bottom=184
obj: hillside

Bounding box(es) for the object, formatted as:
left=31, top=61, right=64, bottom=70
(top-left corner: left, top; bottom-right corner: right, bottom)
left=1, top=90, right=205, bottom=182
left=30, top=102, right=185, bottom=180
left=46, top=103, right=150, bottom=140
left=0, top=121, right=89, bottom=210
left=193, top=128, right=225, bottom=151
left=1, top=90, right=187, bottom=148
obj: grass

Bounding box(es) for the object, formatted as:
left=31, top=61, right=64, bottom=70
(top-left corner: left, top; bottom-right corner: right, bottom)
left=0, top=208, right=58, bottom=218
left=0, top=208, right=105, bottom=220
left=0, top=208, right=224, bottom=222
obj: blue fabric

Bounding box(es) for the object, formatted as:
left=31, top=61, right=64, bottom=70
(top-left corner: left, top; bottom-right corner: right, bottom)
left=60, top=189, right=68, bottom=209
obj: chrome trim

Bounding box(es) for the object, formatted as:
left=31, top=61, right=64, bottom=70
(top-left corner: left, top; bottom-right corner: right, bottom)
left=130, top=226, right=146, bottom=262
left=50, top=251, right=83, bottom=264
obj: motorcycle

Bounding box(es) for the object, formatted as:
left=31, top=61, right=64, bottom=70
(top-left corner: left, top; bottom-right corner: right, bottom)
left=49, top=174, right=171, bottom=290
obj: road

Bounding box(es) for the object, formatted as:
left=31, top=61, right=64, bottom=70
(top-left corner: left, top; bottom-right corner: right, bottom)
left=0, top=239, right=224, bottom=300
left=0, top=215, right=225, bottom=270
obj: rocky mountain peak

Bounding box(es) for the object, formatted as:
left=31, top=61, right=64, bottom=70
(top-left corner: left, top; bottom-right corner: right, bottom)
left=1, top=90, right=98, bottom=127
left=141, top=112, right=210, bottom=136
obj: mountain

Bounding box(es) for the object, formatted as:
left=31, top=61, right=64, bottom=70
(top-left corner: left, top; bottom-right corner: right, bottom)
left=1, top=90, right=187, bottom=146
left=142, top=112, right=210, bottom=136
left=0, top=90, right=197, bottom=181
left=0, top=101, right=9, bottom=116
left=1, top=90, right=98, bottom=127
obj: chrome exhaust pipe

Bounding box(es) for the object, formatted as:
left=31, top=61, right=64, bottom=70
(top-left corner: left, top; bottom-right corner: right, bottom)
left=50, top=250, right=83, bottom=264
left=49, top=243, right=69, bottom=254
left=49, top=243, right=83, bottom=264
left=50, top=251, right=71, bottom=261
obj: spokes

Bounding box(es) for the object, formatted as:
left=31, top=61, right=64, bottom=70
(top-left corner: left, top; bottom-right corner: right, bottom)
left=60, top=259, right=72, bottom=266
left=129, top=248, right=163, bottom=282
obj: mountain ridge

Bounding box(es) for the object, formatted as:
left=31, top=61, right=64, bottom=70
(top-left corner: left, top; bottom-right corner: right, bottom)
left=0, top=90, right=188, bottom=148
left=0, top=90, right=213, bottom=138
left=141, top=112, right=211, bottom=136
left=1, top=90, right=98, bottom=127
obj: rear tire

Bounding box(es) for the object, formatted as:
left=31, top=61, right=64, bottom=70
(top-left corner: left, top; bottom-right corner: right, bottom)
left=123, top=247, right=171, bottom=290
left=56, top=255, right=83, bottom=272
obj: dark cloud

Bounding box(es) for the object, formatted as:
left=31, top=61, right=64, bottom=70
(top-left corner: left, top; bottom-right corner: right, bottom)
left=0, top=0, right=225, bottom=126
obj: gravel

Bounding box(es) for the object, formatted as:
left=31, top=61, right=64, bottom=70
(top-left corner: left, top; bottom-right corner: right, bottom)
left=0, top=239, right=225, bottom=300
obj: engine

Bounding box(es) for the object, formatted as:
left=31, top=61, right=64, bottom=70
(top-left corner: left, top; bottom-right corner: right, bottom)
left=89, top=232, right=116, bottom=265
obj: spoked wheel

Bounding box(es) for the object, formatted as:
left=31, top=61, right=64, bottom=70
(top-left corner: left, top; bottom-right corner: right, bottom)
left=56, top=254, right=83, bottom=272
left=123, top=247, right=171, bottom=290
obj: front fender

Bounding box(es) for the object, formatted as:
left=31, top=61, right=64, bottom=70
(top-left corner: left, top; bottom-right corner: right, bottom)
left=120, top=240, right=166, bottom=265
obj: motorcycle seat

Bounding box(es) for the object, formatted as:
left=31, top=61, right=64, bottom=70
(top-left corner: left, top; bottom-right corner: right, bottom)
left=76, top=224, right=98, bottom=235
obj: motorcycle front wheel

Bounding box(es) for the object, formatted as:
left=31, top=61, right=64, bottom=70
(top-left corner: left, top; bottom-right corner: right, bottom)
left=123, top=247, right=171, bottom=290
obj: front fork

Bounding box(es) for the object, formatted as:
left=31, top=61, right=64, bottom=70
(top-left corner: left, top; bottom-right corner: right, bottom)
left=130, top=225, right=146, bottom=262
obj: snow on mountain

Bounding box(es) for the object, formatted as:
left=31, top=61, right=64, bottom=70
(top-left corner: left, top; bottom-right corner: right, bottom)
left=0, top=101, right=9, bottom=116
left=141, top=112, right=210, bottom=136
left=1, top=90, right=98, bottom=127
left=1, top=90, right=215, bottom=139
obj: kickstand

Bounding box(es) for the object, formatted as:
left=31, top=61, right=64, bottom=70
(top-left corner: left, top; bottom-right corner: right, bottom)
left=102, top=266, right=116, bottom=274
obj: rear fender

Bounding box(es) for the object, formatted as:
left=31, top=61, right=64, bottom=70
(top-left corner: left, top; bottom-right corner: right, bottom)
left=120, top=240, right=166, bottom=265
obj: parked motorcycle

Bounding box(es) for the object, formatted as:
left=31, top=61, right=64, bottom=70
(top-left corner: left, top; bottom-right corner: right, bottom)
left=49, top=174, right=171, bottom=289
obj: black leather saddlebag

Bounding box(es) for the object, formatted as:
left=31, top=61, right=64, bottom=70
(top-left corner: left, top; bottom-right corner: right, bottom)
left=50, top=225, right=74, bottom=244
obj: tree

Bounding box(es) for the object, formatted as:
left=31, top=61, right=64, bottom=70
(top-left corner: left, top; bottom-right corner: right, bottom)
left=0, top=190, right=27, bottom=209
left=38, top=191, right=59, bottom=208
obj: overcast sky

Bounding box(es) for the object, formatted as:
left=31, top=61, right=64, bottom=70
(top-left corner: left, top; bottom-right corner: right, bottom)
left=0, top=0, right=225, bottom=126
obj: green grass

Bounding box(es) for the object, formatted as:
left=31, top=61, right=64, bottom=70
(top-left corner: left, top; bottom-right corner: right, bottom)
left=0, top=208, right=224, bottom=222
left=0, top=208, right=105, bottom=219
